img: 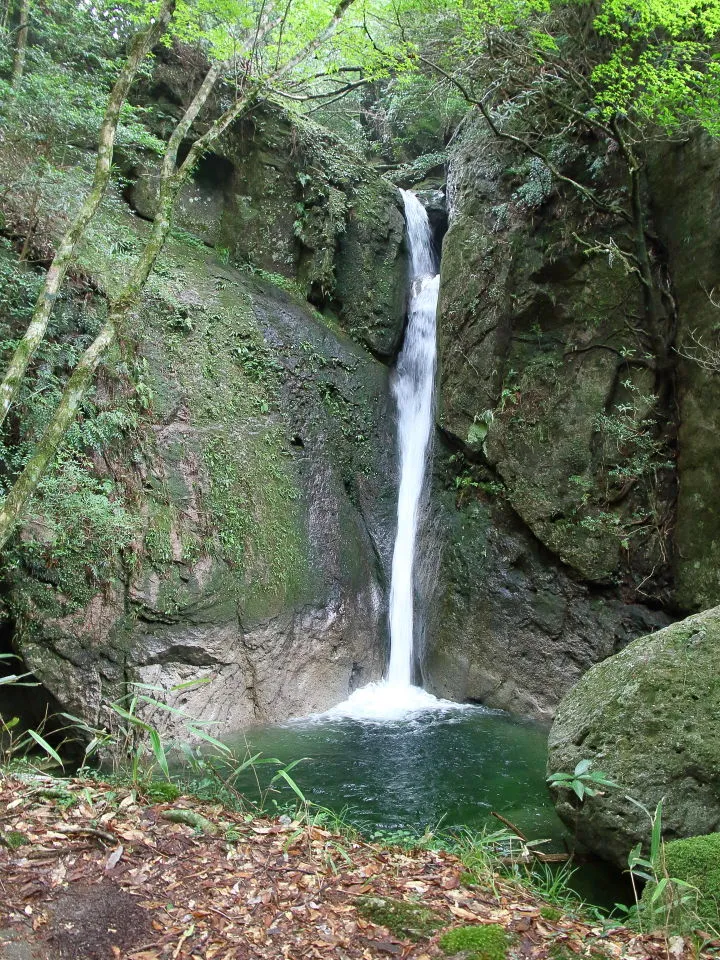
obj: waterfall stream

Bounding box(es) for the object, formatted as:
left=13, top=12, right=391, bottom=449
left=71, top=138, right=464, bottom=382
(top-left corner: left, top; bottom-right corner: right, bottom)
left=387, top=191, right=439, bottom=687
left=327, top=191, right=452, bottom=719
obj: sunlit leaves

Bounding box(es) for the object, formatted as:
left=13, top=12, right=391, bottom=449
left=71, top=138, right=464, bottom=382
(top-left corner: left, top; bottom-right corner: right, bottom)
left=591, top=0, right=720, bottom=133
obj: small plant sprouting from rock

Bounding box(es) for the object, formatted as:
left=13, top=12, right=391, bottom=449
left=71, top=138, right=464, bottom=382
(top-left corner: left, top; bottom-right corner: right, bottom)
left=546, top=759, right=617, bottom=801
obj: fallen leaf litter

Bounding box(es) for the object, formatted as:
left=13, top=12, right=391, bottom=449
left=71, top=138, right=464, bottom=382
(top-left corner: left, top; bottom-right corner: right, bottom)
left=0, top=775, right=709, bottom=959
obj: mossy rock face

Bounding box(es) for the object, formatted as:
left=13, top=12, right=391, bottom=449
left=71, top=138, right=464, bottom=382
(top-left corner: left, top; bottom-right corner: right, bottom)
left=421, top=448, right=669, bottom=720
left=647, top=135, right=720, bottom=612
left=0, top=140, right=396, bottom=737
left=356, top=895, right=446, bottom=941
left=128, top=100, right=407, bottom=358
left=437, top=114, right=674, bottom=588
left=547, top=607, right=720, bottom=868
left=439, top=924, right=510, bottom=960
left=642, top=833, right=720, bottom=931
left=420, top=110, right=689, bottom=718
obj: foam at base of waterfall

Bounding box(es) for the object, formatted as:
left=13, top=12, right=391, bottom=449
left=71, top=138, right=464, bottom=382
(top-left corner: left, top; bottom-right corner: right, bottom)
left=320, top=682, right=467, bottom=722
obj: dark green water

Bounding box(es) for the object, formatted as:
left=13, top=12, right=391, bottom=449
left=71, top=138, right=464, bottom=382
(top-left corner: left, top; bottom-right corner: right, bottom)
left=229, top=706, right=559, bottom=839
left=224, top=704, right=628, bottom=908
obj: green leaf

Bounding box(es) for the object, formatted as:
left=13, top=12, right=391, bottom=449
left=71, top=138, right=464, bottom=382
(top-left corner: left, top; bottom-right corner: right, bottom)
left=171, top=677, right=212, bottom=691
left=26, top=728, right=64, bottom=768
left=574, top=758, right=592, bottom=776
left=110, top=702, right=154, bottom=732
left=149, top=727, right=169, bottom=779
left=270, top=767, right=307, bottom=803
left=184, top=726, right=233, bottom=755
left=649, top=877, right=669, bottom=903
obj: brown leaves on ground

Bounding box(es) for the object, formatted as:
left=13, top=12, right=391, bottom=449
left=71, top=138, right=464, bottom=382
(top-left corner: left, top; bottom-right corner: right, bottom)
left=0, top=774, right=703, bottom=960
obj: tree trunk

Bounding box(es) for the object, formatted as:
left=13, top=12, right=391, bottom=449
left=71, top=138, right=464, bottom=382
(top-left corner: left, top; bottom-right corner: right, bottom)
left=0, top=0, right=176, bottom=432
left=0, top=74, right=239, bottom=554
left=10, top=0, right=29, bottom=88
left=0, top=317, right=116, bottom=545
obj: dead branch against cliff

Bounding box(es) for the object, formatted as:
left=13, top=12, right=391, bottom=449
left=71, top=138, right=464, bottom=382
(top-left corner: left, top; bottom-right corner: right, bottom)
left=675, top=328, right=720, bottom=374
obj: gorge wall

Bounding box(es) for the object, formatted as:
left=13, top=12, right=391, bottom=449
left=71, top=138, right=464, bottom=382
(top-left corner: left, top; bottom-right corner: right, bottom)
left=0, top=99, right=406, bottom=734
left=2, top=59, right=720, bottom=734
left=419, top=116, right=720, bottom=719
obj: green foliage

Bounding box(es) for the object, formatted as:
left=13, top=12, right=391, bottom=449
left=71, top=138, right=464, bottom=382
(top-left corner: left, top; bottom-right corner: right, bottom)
left=512, top=156, right=553, bottom=211
left=439, top=924, right=509, bottom=960
left=20, top=457, right=140, bottom=597
left=142, top=780, right=182, bottom=803
left=0, top=654, right=75, bottom=770
left=648, top=833, right=720, bottom=932
left=2, top=830, right=30, bottom=849
left=394, top=150, right=448, bottom=184
left=623, top=799, right=707, bottom=936
left=382, top=73, right=467, bottom=160
left=0, top=0, right=165, bottom=153
left=592, top=0, right=720, bottom=134
left=547, top=759, right=618, bottom=801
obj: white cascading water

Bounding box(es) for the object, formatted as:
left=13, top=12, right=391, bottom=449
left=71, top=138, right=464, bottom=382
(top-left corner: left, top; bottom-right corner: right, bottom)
left=322, top=191, right=459, bottom=721
left=386, top=191, right=439, bottom=687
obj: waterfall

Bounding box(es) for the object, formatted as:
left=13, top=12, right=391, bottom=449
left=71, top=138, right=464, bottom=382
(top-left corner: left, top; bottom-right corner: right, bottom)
left=387, top=191, right=439, bottom=687
left=323, top=190, right=455, bottom=721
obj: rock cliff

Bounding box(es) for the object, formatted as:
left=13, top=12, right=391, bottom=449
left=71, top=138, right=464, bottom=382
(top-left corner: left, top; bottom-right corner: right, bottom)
left=420, top=116, right=720, bottom=717
left=0, top=103, right=405, bottom=736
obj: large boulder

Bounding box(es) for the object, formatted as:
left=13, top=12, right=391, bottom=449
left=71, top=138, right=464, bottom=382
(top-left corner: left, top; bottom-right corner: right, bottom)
left=547, top=607, right=720, bottom=868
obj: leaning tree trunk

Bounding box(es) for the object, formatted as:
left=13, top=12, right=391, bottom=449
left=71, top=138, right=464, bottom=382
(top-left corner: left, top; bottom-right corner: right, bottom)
left=0, top=77, right=249, bottom=552
left=0, top=0, right=176, bottom=432
left=0, top=0, right=361, bottom=552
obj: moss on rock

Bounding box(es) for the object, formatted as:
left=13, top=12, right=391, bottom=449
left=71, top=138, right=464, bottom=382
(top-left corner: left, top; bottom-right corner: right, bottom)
left=356, top=895, right=446, bottom=940
left=438, top=113, right=674, bottom=588
left=0, top=138, right=391, bottom=737
left=642, top=833, right=720, bottom=932
left=439, top=924, right=509, bottom=960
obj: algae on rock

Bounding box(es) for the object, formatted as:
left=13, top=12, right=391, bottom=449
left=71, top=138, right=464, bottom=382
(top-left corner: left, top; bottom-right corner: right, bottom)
left=127, top=101, right=408, bottom=358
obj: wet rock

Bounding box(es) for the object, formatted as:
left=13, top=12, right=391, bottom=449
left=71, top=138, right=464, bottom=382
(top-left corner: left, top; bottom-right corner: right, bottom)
left=421, top=460, right=669, bottom=719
